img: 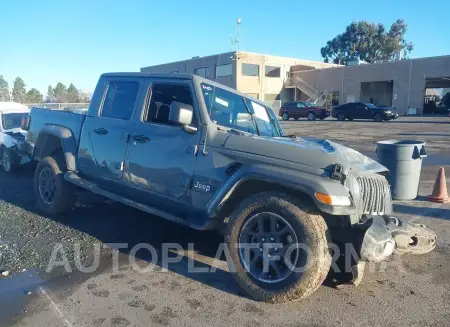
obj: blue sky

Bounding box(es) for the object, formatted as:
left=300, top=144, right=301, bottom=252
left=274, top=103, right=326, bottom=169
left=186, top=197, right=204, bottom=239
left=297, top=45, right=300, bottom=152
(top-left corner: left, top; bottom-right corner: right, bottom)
left=1, top=0, right=449, bottom=95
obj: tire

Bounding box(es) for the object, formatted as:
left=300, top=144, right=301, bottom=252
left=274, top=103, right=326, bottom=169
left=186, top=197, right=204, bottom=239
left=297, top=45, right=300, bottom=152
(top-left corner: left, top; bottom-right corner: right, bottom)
left=307, top=112, right=316, bottom=121
left=34, top=153, right=76, bottom=215
left=373, top=113, right=383, bottom=122
left=1, top=147, right=18, bottom=173
left=225, top=192, right=331, bottom=303
left=282, top=112, right=289, bottom=121
left=336, top=113, right=345, bottom=121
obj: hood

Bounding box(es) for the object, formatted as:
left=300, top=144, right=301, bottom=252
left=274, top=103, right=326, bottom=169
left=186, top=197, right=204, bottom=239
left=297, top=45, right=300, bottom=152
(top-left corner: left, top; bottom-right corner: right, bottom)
left=222, top=135, right=388, bottom=174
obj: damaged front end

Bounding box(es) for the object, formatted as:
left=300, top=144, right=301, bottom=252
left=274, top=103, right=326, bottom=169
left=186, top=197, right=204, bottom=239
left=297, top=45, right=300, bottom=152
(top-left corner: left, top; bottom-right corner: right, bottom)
left=333, top=215, right=437, bottom=286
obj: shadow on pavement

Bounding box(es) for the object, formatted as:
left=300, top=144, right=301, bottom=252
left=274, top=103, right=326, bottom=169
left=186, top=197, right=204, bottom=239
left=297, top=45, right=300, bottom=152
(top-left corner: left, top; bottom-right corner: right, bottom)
left=0, top=169, right=247, bottom=299
left=393, top=203, right=450, bottom=220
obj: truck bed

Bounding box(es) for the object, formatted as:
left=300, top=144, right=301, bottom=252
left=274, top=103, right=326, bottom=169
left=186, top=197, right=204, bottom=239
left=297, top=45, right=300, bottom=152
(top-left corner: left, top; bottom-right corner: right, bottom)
left=27, top=108, right=86, bottom=152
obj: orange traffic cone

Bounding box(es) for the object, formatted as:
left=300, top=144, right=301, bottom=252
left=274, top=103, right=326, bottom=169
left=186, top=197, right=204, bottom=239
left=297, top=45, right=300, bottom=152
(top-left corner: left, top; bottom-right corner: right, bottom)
left=428, top=167, right=449, bottom=203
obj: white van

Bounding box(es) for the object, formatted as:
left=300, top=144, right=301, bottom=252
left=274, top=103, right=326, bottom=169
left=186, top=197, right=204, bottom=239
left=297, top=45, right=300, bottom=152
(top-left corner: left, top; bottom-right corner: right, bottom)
left=0, top=102, right=31, bottom=172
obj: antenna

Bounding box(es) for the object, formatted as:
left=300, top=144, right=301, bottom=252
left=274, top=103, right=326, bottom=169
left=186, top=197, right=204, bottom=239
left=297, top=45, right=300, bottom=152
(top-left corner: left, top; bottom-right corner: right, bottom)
left=236, top=18, right=241, bottom=55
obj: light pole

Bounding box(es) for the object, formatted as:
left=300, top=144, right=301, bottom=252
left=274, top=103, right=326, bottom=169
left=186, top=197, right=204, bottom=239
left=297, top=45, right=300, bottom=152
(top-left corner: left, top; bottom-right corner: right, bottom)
left=236, top=18, right=241, bottom=55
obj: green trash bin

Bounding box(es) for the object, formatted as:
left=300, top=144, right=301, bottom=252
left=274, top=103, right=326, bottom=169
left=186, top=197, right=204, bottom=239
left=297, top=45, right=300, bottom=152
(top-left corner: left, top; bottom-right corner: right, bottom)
left=376, top=140, right=427, bottom=200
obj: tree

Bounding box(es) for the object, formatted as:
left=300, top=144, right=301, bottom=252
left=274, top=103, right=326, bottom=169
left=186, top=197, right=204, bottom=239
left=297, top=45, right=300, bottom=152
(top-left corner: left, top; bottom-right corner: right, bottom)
left=26, top=88, right=43, bottom=103
left=12, top=77, right=27, bottom=103
left=53, top=82, right=67, bottom=103
left=66, top=83, right=80, bottom=103
left=0, top=75, right=9, bottom=101
left=46, top=85, right=55, bottom=103
left=79, top=90, right=91, bottom=103
left=321, top=19, right=414, bottom=65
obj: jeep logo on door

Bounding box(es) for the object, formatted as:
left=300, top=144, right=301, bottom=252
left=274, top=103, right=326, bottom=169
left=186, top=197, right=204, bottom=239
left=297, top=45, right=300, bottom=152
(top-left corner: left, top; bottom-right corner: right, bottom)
left=193, top=181, right=211, bottom=193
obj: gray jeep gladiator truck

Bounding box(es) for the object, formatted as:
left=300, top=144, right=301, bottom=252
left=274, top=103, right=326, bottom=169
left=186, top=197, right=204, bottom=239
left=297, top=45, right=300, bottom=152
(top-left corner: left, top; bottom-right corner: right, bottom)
left=24, top=73, right=436, bottom=303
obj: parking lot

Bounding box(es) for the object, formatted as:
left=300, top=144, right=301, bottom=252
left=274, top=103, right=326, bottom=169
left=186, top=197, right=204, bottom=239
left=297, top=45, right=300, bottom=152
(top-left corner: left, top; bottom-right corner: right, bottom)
left=1, top=116, right=450, bottom=327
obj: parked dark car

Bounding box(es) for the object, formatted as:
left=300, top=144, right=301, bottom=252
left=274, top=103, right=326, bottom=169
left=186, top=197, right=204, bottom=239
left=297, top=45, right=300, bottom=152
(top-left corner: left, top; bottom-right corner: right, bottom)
left=331, top=102, right=399, bottom=122
left=279, top=101, right=330, bottom=121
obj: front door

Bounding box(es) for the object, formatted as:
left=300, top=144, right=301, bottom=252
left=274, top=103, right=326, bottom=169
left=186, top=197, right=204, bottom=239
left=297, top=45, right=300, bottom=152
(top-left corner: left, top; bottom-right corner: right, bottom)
left=87, top=78, right=144, bottom=180
left=126, top=79, right=201, bottom=199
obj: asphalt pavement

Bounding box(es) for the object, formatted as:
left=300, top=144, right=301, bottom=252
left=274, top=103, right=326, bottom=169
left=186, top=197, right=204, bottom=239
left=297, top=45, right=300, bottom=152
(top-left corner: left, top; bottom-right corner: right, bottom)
left=0, top=116, right=449, bottom=327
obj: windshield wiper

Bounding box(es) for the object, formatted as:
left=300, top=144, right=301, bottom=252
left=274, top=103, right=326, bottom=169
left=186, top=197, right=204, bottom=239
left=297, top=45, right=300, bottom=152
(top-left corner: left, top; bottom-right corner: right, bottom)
left=217, top=125, right=252, bottom=136
left=280, top=134, right=296, bottom=138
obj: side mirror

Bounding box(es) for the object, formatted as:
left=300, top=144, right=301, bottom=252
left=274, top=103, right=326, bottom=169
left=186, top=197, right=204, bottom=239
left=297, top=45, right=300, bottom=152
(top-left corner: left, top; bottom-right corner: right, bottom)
left=169, top=101, right=197, bottom=134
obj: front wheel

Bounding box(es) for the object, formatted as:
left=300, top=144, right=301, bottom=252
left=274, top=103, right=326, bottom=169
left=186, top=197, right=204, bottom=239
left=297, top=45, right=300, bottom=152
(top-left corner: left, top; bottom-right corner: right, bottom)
left=336, top=113, right=345, bottom=121
left=373, top=113, right=383, bottom=122
left=225, top=192, right=331, bottom=303
left=282, top=112, right=290, bottom=121
left=34, top=154, right=76, bottom=215
left=307, top=112, right=316, bottom=121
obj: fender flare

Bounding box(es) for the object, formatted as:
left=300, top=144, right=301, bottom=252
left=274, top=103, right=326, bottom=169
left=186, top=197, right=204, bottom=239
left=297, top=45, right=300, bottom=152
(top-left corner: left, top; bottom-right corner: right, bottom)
left=206, top=166, right=356, bottom=219
left=32, top=124, right=78, bottom=171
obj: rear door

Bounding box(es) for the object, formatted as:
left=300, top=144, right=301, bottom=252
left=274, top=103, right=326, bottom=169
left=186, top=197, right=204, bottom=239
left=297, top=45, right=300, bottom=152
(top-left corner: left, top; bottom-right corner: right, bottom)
left=356, top=103, right=371, bottom=118
left=85, top=77, right=144, bottom=181
left=125, top=78, right=201, bottom=199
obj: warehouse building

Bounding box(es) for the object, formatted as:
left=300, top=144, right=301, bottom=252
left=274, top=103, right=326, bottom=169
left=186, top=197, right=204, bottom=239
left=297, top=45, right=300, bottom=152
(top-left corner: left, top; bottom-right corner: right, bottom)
left=141, top=52, right=450, bottom=115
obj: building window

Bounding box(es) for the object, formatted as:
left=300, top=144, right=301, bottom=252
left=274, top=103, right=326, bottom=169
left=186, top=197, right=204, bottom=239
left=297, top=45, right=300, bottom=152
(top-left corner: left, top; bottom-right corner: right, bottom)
left=101, top=81, right=139, bottom=120
left=216, top=64, right=232, bottom=77
left=264, top=93, right=280, bottom=101
left=265, top=65, right=280, bottom=78
left=194, top=67, right=208, bottom=78
left=242, top=63, right=259, bottom=76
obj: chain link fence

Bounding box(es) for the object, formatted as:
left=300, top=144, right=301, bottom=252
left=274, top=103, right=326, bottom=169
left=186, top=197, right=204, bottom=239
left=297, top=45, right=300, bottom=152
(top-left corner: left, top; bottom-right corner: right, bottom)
left=25, top=103, right=89, bottom=110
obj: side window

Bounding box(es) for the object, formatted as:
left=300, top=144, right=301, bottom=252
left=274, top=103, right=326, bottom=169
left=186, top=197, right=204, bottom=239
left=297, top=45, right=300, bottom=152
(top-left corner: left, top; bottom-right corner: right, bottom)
left=296, top=103, right=305, bottom=108
left=144, top=83, right=195, bottom=126
left=101, top=81, right=139, bottom=120
left=201, top=84, right=256, bottom=134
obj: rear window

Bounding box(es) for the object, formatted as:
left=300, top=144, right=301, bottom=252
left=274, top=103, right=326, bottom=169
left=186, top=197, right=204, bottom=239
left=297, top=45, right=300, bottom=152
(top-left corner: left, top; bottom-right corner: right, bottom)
left=101, top=81, right=140, bottom=120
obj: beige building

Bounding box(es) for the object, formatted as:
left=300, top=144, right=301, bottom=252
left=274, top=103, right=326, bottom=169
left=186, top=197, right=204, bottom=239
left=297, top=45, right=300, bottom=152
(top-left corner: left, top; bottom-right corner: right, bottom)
left=141, top=52, right=450, bottom=115
left=287, top=55, right=450, bottom=114
left=140, top=51, right=337, bottom=109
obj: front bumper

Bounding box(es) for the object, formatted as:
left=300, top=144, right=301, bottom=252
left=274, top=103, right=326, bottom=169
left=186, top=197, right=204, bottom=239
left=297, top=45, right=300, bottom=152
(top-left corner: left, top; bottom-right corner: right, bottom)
left=384, top=112, right=399, bottom=119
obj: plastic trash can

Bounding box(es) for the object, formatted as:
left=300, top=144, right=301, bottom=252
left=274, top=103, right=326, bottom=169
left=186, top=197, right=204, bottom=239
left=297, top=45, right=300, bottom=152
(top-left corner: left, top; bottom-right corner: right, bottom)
left=376, top=140, right=427, bottom=200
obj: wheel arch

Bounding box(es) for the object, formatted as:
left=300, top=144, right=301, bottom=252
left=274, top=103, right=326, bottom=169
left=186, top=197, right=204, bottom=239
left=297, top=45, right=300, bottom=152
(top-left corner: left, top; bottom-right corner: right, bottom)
left=32, top=125, right=78, bottom=171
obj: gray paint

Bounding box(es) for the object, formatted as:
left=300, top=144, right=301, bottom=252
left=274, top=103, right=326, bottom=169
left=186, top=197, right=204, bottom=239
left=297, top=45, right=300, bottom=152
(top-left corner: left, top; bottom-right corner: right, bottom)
left=26, top=72, right=392, bottom=230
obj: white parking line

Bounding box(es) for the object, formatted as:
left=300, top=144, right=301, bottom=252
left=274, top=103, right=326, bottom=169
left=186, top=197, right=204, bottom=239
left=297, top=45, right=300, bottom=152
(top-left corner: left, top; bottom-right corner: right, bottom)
left=38, top=286, right=77, bottom=327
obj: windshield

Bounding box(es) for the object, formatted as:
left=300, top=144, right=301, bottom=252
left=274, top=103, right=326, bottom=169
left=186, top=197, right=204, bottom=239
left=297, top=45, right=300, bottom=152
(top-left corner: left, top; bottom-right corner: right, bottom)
left=365, top=103, right=377, bottom=108
left=201, top=83, right=283, bottom=137
left=1, top=113, right=26, bottom=130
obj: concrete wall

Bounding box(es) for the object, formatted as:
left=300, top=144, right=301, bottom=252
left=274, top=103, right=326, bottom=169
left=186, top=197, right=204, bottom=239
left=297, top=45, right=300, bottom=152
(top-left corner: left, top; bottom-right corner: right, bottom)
left=140, top=52, right=237, bottom=89
left=294, top=55, right=450, bottom=114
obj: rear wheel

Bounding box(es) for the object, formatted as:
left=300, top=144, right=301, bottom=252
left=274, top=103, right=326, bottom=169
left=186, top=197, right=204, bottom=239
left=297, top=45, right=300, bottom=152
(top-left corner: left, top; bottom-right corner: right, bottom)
left=225, top=192, right=331, bottom=303
left=307, top=112, right=316, bottom=121
left=336, top=113, right=345, bottom=121
left=34, top=153, right=76, bottom=215
left=1, top=147, right=18, bottom=173
left=373, top=113, right=383, bottom=122
left=282, top=112, right=290, bottom=121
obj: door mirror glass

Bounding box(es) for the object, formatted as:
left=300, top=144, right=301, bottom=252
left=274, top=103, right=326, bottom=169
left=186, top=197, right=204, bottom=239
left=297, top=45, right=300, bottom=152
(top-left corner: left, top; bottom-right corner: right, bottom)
left=169, top=101, right=193, bottom=125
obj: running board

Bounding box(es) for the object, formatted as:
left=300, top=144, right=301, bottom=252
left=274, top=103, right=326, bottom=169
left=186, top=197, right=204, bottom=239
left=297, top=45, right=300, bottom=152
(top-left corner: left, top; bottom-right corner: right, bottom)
left=64, top=172, right=215, bottom=230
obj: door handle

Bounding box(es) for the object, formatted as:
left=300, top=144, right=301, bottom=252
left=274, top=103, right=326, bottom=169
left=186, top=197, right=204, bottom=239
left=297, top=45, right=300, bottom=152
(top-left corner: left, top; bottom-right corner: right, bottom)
left=93, top=128, right=108, bottom=135
left=132, top=134, right=150, bottom=143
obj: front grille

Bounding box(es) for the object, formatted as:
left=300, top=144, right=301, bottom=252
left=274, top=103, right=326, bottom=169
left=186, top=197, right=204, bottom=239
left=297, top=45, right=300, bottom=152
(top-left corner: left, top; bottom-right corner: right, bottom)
left=357, top=175, right=390, bottom=215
